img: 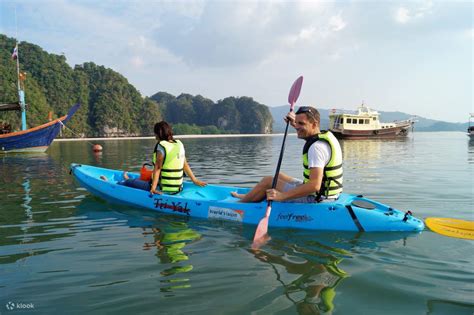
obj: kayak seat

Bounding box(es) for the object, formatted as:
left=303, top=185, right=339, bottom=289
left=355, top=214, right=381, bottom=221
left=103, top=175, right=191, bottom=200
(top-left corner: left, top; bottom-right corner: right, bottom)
left=351, top=199, right=376, bottom=210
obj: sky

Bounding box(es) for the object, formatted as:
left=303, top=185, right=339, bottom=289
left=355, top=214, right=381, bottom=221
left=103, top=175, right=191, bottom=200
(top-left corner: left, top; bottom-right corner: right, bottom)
left=0, top=0, right=472, bottom=123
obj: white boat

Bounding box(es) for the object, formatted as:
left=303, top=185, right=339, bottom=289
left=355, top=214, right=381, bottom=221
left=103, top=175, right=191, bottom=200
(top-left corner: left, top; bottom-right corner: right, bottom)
left=468, top=113, right=474, bottom=138
left=329, top=103, right=415, bottom=140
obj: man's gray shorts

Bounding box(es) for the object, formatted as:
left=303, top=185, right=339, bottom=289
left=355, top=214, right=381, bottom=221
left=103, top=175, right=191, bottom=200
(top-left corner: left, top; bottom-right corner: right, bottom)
left=282, top=178, right=338, bottom=203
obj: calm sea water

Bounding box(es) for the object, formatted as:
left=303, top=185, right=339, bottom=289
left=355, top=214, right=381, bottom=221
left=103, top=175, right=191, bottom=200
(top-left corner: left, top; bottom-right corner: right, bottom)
left=1, top=132, right=473, bottom=315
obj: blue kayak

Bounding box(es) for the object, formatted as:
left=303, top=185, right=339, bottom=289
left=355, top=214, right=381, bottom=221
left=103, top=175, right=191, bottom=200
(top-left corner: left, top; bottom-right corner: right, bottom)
left=70, top=163, right=424, bottom=232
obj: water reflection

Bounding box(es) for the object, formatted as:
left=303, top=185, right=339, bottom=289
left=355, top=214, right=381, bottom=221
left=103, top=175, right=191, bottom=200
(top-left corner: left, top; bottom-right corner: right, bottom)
left=468, top=138, right=474, bottom=164
left=340, top=139, right=382, bottom=162
left=141, top=222, right=201, bottom=293
left=426, top=299, right=474, bottom=315
left=250, top=245, right=348, bottom=314
left=245, top=230, right=416, bottom=315
left=0, top=153, right=79, bottom=263
left=74, top=200, right=201, bottom=295
left=183, top=136, right=275, bottom=186
left=340, top=138, right=412, bottom=169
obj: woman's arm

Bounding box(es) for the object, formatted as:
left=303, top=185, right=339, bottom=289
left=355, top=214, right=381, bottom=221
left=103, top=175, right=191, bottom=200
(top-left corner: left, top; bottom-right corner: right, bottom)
left=150, top=152, right=164, bottom=194
left=183, top=159, right=207, bottom=187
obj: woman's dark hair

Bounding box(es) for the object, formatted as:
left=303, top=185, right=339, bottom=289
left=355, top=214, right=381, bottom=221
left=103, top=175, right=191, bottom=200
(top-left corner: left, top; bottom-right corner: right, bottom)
left=154, top=121, right=174, bottom=141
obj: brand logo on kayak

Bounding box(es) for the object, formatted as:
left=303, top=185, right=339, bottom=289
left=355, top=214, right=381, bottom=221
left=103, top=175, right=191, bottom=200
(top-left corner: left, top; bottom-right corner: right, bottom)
left=208, top=206, right=244, bottom=222
left=153, top=198, right=190, bottom=216
left=277, top=212, right=313, bottom=223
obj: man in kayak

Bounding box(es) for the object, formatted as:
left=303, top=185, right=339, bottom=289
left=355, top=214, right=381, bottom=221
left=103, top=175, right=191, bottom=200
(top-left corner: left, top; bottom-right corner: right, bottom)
left=231, top=106, right=343, bottom=203
left=117, top=121, right=206, bottom=193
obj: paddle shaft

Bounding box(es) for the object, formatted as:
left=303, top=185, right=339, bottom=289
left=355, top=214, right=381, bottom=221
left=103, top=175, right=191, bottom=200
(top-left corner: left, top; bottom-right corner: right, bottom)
left=252, top=119, right=291, bottom=246
left=267, top=118, right=291, bottom=208
left=253, top=75, right=302, bottom=246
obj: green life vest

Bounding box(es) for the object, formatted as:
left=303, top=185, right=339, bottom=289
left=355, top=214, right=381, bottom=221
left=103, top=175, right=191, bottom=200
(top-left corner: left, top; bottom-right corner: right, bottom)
left=153, top=140, right=185, bottom=193
left=303, top=131, right=343, bottom=198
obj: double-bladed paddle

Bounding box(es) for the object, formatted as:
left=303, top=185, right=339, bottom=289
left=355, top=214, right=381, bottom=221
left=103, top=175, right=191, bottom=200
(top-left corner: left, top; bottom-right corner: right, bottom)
left=252, top=76, right=304, bottom=248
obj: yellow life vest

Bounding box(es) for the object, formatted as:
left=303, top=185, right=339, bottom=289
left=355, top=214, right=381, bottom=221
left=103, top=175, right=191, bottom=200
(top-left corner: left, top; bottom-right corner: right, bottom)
left=303, top=131, right=343, bottom=198
left=153, top=140, right=185, bottom=193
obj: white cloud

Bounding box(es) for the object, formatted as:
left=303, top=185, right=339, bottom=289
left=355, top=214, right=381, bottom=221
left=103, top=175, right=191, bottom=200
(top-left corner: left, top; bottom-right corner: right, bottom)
left=395, top=7, right=410, bottom=24
left=130, top=56, right=144, bottom=68
left=329, top=14, right=346, bottom=32
left=298, top=26, right=317, bottom=41
left=394, top=1, right=433, bottom=24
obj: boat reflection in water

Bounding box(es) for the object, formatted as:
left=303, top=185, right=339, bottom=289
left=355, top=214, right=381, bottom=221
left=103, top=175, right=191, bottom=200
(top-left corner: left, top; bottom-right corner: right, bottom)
left=0, top=153, right=80, bottom=264
left=340, top=139, right=383, bottom=165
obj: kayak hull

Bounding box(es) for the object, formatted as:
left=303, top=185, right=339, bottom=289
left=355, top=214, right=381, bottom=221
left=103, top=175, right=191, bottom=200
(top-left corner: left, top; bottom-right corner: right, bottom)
left=70, top=163, right=424, bottom=232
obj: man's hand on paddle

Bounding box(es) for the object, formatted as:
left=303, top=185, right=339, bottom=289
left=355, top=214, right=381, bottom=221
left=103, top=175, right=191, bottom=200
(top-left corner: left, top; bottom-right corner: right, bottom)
left=266, top=188, right=285, bottom=201
left=284, top=111, right=296, bottom=128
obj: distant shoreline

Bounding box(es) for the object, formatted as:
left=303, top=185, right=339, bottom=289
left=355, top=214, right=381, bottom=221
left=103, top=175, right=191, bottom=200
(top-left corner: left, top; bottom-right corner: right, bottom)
left=53, top=133, right=295, bottom=142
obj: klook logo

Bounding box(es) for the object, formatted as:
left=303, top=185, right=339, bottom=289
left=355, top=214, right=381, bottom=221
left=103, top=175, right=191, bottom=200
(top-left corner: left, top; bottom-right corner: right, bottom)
left=5, top=301, right=35, bottom=311
left=6, top=301, right=15, bottom=310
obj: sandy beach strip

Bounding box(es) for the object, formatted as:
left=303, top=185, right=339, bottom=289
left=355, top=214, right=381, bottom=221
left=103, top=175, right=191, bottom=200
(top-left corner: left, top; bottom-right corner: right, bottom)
left=53, top=133, right=294, bottom=142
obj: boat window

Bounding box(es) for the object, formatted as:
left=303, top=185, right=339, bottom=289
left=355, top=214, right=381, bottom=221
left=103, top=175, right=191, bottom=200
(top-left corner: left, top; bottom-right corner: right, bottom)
left=347, top=118, right=352, bottom=123
left=340, top=117, right=344, bottom=124
left=359, top=119, right=364, bottom=124
left=373, top=117, right=376, bottom=120
left=365, top=119, right=369, bottom=124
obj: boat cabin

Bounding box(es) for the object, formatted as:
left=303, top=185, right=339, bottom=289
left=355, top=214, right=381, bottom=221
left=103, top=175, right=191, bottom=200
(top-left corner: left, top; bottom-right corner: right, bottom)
left=329, top=103, right=399, bottom=131
left=468, top=113, right=474, bottom=137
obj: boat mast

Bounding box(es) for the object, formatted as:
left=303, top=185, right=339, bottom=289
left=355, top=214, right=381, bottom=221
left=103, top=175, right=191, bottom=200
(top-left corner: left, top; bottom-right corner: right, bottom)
left=14, top=42, right=27, bottom=131
left=13, top=5, right=27, bottom=131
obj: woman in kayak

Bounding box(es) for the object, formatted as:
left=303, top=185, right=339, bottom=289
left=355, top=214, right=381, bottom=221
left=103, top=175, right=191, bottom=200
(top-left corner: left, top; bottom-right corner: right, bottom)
left=117, top=121, right=206, bottom=194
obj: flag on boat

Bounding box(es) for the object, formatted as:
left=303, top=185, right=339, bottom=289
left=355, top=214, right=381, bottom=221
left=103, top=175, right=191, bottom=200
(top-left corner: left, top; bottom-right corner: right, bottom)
left=11, top=45, right=18, bottom=60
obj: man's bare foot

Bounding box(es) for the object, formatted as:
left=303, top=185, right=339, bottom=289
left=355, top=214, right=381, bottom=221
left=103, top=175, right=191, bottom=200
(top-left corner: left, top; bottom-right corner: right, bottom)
left=230, top=191, right=245, bottom=199
left=100, top=175, right=107, bottom=181
left=123, top=172, right=129, bottom=180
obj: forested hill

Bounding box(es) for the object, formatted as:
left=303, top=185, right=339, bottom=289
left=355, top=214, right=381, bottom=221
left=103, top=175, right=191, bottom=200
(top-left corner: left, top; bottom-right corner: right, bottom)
left=0, top=34, right=273, bottom=137
left=150, top=92, right=272, bottom=134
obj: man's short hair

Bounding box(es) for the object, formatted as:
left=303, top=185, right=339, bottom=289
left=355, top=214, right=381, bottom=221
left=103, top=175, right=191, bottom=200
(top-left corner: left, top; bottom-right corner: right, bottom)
left=295, top=106, right=320, bottom=124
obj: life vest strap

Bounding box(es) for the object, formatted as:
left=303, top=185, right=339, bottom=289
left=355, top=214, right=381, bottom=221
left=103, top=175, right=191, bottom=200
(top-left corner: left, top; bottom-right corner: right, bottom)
left=325, top=164, right=342, bottom=171
left=161, top=183, right=183, bottom=188
left=326, top=174, right=343, bottom=180
left=162, top=168, right=183, bottom=172
left=161, top=175, right=183, bottom=180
